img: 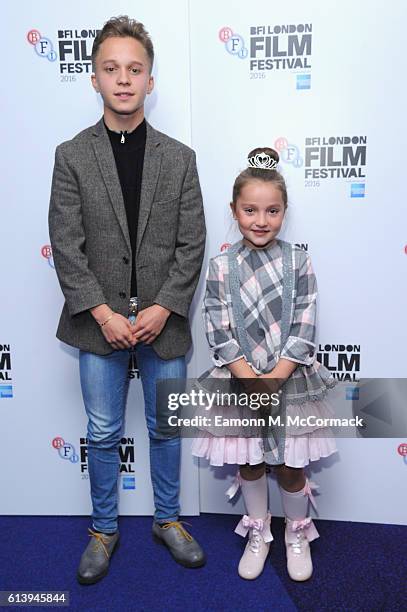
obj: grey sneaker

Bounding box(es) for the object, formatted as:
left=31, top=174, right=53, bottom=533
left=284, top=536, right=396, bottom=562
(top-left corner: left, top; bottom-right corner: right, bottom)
left=77, top=529, right=120, bottom=585
left=152, top=521, right=206, bottom=568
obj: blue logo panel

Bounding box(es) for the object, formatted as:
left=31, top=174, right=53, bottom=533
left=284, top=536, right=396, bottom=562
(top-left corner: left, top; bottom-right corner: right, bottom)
left=346, top=387, right=359, bottom=400
left=0, top=385, right=13, bottom=398
left=297, top=74, right=311, bottom=90
left=123, top=477, right=136, bottom=490
left=351, top=183, right=365, bottom=198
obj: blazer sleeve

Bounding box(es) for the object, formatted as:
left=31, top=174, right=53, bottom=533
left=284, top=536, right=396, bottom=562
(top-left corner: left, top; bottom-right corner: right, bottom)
left=154, top=150, right=206, bottom=318
left=203, top=257, right=244, bottom=367
left=279, top=250, right=317, bottom=366
left=48, top=145, right=107, bottom=316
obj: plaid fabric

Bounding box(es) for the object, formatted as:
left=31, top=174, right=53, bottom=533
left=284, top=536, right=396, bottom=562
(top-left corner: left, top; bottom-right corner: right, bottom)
left=203, top=240, right=335, bottom=403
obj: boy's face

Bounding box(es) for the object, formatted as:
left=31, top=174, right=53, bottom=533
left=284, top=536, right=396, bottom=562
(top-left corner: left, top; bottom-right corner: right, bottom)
left=91, top=36, right=154, bottom=120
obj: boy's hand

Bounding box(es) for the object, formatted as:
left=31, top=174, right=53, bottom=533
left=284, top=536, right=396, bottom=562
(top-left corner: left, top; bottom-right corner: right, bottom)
left=131, top=305, right=171, bottom=344
left=100, top=313, right=134, bottom=350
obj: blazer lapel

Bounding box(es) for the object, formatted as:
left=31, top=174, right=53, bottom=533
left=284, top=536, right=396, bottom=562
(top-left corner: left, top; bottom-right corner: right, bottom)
left=136, top=122, right=162, bottom=255
left=91, top=119, right=131, bottom=253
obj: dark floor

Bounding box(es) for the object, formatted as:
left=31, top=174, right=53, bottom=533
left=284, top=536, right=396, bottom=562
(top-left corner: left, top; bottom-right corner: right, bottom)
left=1, top=515, right=406, bottom=611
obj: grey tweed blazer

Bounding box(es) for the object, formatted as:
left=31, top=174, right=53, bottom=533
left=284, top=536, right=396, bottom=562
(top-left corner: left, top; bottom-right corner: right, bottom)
left=48, top=118, right=206, bottom=358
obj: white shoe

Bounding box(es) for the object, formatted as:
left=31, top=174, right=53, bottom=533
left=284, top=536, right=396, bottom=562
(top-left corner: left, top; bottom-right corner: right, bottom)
left=237, top=515, right=272, bottom=580
left=285, top=518, right=313, bottom=581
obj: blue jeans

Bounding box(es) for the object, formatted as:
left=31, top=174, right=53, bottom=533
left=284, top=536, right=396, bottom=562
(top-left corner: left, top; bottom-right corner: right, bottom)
left=79, top=342, right=186, bottom=533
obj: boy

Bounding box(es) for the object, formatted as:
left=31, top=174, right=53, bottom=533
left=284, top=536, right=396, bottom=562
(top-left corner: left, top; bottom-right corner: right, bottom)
left=49, top=15, right=206, bottom=584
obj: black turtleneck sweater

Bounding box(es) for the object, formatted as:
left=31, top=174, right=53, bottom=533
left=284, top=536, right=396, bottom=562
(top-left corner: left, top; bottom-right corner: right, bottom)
left=105, top=119, right=147, bottom=297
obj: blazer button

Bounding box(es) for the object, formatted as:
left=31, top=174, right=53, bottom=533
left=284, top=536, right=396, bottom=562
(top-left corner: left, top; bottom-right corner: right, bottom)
left=122, top=256, right=129, bottom=264
left=119, top=291, right=126, bottom=299
left=309, top=350, right=315, bottom=357
left=214, top=353, right=219, bottom=360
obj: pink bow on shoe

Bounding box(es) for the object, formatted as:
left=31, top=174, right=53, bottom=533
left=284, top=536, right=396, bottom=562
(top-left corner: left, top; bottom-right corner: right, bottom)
left=242, top=516, right=265, bottom=531
left=286, top=516, right=319, bottom=543
left=291, top=517, right=312, bottom=532
left=235, top=512, right=273, bottom=543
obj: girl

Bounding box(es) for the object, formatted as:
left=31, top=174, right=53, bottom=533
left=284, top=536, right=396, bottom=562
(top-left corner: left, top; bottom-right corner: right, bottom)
left=192, top=147, right=337, bottom=581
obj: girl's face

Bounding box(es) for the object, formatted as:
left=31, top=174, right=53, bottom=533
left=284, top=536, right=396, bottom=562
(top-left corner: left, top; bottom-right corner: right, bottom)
left=231, top=179, right=286, bottom=248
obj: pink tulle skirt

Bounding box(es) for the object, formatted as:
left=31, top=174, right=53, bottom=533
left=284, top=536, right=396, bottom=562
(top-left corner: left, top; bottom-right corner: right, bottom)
left=191, top=398, right=338, bottom=468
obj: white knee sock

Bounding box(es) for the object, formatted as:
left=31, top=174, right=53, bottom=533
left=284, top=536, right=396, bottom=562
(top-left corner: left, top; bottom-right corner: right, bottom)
left=240, top=472, right=268, bottom=519
left=280, top=479, right=320, bottom=542
left=280, top=482, right=309, bottom=520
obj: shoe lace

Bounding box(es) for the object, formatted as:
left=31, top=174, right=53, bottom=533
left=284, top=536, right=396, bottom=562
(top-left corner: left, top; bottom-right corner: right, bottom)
left=160, top=521, right=193, bottom=542
left=88, top=528, right=111, bottom=558
left=248, top=528, right=262, bottom=553
left=290, top=530, right=305, bottom=555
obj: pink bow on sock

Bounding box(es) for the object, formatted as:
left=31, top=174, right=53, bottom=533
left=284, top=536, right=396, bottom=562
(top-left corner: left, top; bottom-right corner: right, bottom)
left=225, top=473, right=242, bottom=500
left=304, top=479, right=319, bottom=511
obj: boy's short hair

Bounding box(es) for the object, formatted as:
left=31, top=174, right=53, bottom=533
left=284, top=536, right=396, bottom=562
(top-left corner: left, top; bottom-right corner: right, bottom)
left=92, top=15, right=154, bottom=73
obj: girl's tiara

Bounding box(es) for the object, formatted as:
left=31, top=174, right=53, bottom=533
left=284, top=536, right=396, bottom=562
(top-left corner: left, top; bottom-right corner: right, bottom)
left=247, top=153, right=278, bottom=170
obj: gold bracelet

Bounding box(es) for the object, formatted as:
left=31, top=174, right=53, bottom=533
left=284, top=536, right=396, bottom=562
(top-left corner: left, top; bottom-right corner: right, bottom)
left=100, top=313, right=114, bottom=327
